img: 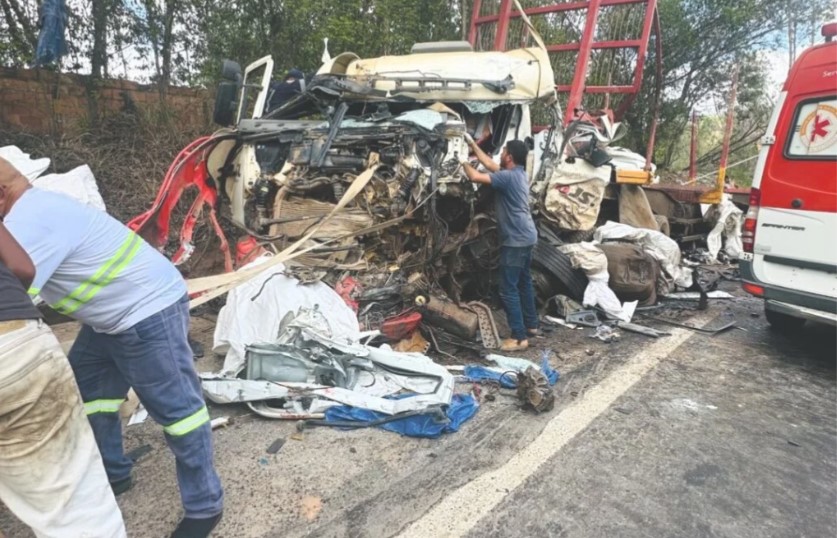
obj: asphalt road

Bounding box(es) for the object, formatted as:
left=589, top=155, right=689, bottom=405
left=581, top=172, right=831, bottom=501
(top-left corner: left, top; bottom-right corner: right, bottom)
left=1, top=283, right=834, bottom=538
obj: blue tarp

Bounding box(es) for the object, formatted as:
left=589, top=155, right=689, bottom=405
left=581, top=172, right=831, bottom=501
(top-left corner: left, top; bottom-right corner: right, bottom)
left=540, top=350, right=560, bottom=385
left=462, top=365, right=517, bottom=388
left=35, top=0, right=68, bottom=66
left=463, top=350, right=560, bottom=388
left=324, top=393, right=479, bottom=438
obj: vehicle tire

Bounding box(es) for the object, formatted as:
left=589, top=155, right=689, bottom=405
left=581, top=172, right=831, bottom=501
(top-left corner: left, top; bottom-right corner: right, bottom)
left=557, top=228, right=595, bottom=244
left=532, top=244, right=588, bottom=301
left=765, top=308, right=806, bottom=331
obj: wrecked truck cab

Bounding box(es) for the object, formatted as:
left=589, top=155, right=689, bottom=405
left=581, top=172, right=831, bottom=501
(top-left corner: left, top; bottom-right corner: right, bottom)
left=206, top=45, right=559, bottom=280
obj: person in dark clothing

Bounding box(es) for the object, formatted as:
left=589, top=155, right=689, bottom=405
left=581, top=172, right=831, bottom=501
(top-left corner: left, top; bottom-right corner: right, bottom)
left=461, top=137, right=539, bottom=351
left=264, top=68, right=305, bottom=114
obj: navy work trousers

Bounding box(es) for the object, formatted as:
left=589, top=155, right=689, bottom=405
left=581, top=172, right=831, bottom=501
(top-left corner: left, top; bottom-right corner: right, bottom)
left=68, top=295, right=224, bottom=519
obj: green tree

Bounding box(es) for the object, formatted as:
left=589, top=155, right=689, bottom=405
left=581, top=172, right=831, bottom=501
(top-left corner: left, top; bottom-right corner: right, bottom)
left=0, top=0, right=38, bottom=66
left=623, top=0, right=834, bottom=169
left=189, top=0, right=460, bottom=86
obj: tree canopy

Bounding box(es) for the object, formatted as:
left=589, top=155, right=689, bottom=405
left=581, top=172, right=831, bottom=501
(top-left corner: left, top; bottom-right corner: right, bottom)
left=0, top=0, right=832, bottom=175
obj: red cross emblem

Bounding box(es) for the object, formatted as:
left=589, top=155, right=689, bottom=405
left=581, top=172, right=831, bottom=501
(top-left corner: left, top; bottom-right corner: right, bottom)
left=810, top=114, right=831, bottom=142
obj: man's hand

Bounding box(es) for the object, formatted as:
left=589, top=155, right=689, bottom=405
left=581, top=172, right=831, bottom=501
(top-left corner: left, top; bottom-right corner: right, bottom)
left=465, top=134, right=501, bottom=173
left=460, top=159, right=492, bottom=186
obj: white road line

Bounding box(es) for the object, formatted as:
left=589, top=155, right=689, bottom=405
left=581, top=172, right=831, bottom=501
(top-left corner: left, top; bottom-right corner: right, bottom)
left=398, top=317, right=710, bottom=538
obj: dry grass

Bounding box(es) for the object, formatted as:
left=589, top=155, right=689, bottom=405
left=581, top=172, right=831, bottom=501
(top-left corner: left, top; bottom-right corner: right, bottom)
left=0, top=110, right=231, bottom=277
left=0, top=110, right=205, bottom=223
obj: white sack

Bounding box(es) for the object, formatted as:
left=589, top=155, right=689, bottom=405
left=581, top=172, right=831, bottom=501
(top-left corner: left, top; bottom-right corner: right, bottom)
left=606, top=146, right=657, bottom=175
left=212, top=256, right=360, bottom=375
left=0, top=145, right=50, bottom=180
left=705, top=194, right=744, bottom=261
left=594, top=221, right=693, bottom=294
left=543, top=159, right=610, bottom=231
left=33, top=165, right=107, bottom=211
left=1, top=146, right=106, bottom=211
left=559, top=241, right=630, bottom=321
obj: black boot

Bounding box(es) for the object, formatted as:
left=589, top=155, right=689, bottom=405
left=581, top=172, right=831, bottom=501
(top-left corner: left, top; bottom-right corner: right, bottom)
left=110, top=475, right=133, bottom=496
left=170, top=512, right=223, bottom=538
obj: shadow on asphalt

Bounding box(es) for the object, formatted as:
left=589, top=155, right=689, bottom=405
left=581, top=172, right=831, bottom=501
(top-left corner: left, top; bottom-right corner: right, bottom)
left=766, top=321, right=836, bottom=372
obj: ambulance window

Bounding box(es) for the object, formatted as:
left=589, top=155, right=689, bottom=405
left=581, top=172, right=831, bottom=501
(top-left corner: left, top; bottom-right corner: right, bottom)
left=785, top=96, right=837, bottom=159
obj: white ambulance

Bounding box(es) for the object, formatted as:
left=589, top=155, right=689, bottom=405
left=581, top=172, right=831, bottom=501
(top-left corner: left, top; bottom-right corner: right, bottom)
left=740, top=23, right=837, bottom=329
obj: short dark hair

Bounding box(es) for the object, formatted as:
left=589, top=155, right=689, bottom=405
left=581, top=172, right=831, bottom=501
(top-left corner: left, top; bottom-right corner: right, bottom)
left=505, top=140, right=528, bottom=166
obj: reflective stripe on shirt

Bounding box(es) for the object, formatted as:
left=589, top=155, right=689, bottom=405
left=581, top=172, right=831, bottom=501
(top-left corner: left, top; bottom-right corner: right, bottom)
left=51, top=232, right=143, bottom=315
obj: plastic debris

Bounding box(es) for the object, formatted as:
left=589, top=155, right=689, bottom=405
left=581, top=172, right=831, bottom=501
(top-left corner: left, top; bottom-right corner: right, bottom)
left=334, top=276, right=361, bottom=312
left=127, top=404, right=148, bottom=426
left=266, top=438, right=286, bottom=454
left=35, top=0, right=68, bottom=66
left=485, top=353, right=539, bottom=373
left=210, top=417, right=230, bottom=430
left=590, top=325, right=620, bottom=343
left=544, top=315, right=581, bottom=329
left=539, top=350, right=560, bottom=386
left=463, top=351, right=559, bottom=389
left=663, top=290, right=734, bottom=300
left=212, top=258, right=360, bottom=376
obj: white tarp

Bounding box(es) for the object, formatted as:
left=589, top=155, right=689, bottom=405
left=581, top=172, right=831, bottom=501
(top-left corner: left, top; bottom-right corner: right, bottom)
left=704, top=194, right=744, bottom=261
left=212, top=256, right=360, bottom=375
left=559, top=241, right=631, bottom=321
left=34, top=165, right=107, bottom=211
left=594, top=221, right=694, bottom=294
left=0, top=146, right=106, bottom=211
left=606, top=146, right=657, bottom=177
left=0, top=146, right=49, bottom=179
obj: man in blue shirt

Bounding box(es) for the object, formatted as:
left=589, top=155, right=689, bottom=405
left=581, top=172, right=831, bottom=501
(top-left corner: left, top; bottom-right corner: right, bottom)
left=461, top=138, right=539, bottom=351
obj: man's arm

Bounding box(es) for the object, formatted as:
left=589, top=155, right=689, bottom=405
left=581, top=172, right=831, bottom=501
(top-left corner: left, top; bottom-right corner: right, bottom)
left=461, top=161, right=492, bottom=185
left=465, top=133, right=500, bottom=173
left=4, top=212, right=72, bottom=296
left=0, top=222, right=35, bottom=288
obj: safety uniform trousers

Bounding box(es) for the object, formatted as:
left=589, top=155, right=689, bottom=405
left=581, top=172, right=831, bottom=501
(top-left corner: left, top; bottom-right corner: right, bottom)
left=68, top=295, right=224, bottom=519
left=0, top=320, right=126, bottom=538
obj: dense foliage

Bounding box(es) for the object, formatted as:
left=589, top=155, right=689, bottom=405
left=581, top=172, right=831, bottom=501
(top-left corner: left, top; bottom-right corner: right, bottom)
left=0, top=0, right=832, bottom=176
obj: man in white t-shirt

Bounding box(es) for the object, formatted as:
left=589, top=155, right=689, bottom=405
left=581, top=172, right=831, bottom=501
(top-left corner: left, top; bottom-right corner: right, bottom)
left=0, top=157, right=223, bottom=538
